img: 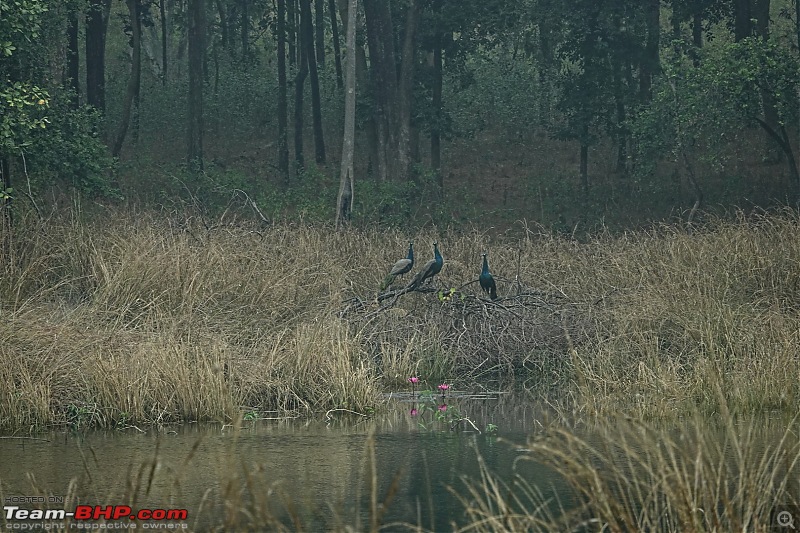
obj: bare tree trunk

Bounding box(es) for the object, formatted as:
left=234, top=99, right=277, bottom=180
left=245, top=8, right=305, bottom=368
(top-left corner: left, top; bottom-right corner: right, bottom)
left=639, top=0, right=659, bottom=101
left=187, top=0, right=205, bottom=173
left=431, top=34, right=442, bottom=185
left=363, top=0, right=390, bottom=182
left=734, top=0, right=752, bottom=40
left=580, top=143, right=589, bottom=194
left=240, top=0, right=249, bottom=59
left=277, top=0, right=290, bottom=181
left=328, top=0, right=343, bottom=89
left=294, top=30, right=308, bottom=172
left=796, top=0, right=800, bottom=52
left=339, top=0, right=377, bottom=173
left=363, top=0, right=418, bottom=183
left=160, top=0, right=168, bottom=84
left=1, top=158, right=11, bottom=257
left=301, top=0, right=325, bottom=164
left=394, top=0, right=419, bottom=182
left=86, top=0, right=112, bottom=113
left=314, top=0, right=325, bottom=69
left=335, top=0, right=357, bottom=229
left=113, top=0, right=142, bottom=157
left=612, top=56, right=627, bottom=175
left=287, top=0, right=297, bottom=65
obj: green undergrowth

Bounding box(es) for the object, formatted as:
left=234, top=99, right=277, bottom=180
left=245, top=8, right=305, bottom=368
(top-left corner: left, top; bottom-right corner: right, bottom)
left=1, top=206, right=800, bottom=430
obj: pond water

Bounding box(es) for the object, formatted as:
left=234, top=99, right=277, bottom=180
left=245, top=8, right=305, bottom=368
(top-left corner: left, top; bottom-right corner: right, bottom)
left=2, top=394, right=795, bottom=531
left=0, top=393, right=572, bottom=531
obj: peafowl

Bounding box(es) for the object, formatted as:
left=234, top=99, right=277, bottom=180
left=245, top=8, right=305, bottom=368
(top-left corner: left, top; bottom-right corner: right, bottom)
left=381, top=241, right=414, bottom=291
left=479, top=252, right=498, bottom=300
left=407, top=242, right=443, bottom=290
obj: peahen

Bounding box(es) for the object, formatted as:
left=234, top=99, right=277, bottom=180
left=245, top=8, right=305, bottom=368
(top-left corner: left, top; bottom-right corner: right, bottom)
left=479, top=252, right=498, bottom=300
left=407, top=242, right=443, bottom=290
left=381, top=241, right=414, bottom=291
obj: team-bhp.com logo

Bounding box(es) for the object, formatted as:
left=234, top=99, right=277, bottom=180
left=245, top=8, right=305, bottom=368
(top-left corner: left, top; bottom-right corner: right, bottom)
left=4, top=505, right=188, bottom=529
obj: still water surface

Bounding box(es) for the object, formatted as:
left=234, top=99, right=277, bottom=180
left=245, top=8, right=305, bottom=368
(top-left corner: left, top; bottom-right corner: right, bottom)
left=1, top=396, right=570, bottom=530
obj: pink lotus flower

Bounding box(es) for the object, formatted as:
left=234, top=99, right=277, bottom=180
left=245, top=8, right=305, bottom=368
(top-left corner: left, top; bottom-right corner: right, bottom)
left=438, top=404, right=447, bottom=412
left=410, top=408, right=418, bottom=416
left=408, top=377, right=419, bottom=384
left=437, top=383, right=450, bottom=392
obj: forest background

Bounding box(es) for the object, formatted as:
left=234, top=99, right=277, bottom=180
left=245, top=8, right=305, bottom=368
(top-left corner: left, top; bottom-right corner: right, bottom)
left=1, top=0, right=799, bottom=233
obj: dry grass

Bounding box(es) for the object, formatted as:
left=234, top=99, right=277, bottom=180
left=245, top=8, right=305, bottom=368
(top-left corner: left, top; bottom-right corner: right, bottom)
left=455, top=409, right=800, bottom=532
left=2, top=206, right=800, bottom=429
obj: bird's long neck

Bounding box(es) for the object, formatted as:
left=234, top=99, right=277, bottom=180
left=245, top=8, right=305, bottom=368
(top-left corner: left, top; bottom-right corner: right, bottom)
left=434, top=245, right=442, bottom=264
left=482, top=255, right=489, bottom=275
left=407, top=244, right=414, bottom=261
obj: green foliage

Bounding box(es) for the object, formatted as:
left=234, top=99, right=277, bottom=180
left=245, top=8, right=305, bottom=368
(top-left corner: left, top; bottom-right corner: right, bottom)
left=0, top=0, right=48, bottom=53
left=24, top=93, right=117, bottom=197
left=630, top=38, right=800, bottom=179
left=0, top=0, right=49, bottom=154
left=0, top=81, right=49, bottom=153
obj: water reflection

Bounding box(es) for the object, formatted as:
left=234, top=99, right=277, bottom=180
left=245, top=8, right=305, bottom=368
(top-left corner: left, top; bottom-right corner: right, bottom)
left=4, top=399, right=790, bottom=531
left=0, top=397, right=565, bottom=530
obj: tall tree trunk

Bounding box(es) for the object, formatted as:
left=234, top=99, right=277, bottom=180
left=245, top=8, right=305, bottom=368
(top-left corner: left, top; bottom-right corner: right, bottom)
left=364, top=0, right=418, bottom=182
left=734, top=0, right=752, bottom=41
left=580, top=142, right=589, bottom=194
left=335, top=0, right=357, bottom=229
left=294, top=30, right=308, bottom=172
left=796, top=0, right=800, bottom=52
left=216, top=0, right=229, bottom=49
left=613, top=57, right=627, bottom=175
left=301, top=0, right=325, bottom=164
left=287, top=0, right=297, bottom=65
left=112, top=0, right=143, bottom=157
left=394, top=0, right=419, bottom=182
left=240, top=0, right=249, bottom=59
left=160, top=0, right=168, bottom=84
left=339, top=0, right=378, bottom=174
left=363, top=0, right=390, bottom=182
left=328, top=0, right=343, bottom=88
left=66, top=10, right=80, bottom=107
left=691, top=11, right=703, bottom=66
left=314, top=0, right=325, bottom=69
left=187, top=0, right=206, bottom=173
left=1, top=158, right=11, bottom=253
left=431, top=34, right=443, bottom=185
left=277, top=0, right=290, bottom=181
left=639, top=0, right=659, bottom=101
left=86, top=0, right=112, bottom=112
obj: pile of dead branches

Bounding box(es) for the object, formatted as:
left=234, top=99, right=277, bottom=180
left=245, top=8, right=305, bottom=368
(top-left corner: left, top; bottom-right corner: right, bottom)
left=340, top=280, right=597, bottom=376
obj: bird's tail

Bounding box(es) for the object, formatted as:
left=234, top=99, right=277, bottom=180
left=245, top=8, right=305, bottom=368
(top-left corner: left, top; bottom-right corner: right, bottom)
left=406, top=271, right=423, bottom=290
left=380, top=274, right=395, bottom=292
left=490, top=286, right=498, bottom=300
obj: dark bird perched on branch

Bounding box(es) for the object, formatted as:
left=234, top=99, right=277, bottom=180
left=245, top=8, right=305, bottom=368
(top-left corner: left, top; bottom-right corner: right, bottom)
left=381, top=241, right=414, bottom=291
left=479, top=252, right=498, bottom=300
left=407, top=242, right=443, bottom=290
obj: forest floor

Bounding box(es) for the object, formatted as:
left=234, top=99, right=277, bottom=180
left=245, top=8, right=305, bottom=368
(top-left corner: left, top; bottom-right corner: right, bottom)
left=113, top=120, right=797, bottom=235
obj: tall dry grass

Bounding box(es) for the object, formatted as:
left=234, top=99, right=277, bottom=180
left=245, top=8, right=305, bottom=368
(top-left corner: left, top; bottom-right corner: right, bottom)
left=456, top=409, right=800, bottom=532
left=2, top=207, right=800, bottom=429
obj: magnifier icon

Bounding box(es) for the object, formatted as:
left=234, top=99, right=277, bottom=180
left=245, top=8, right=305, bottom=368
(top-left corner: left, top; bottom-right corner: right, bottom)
left=778, top=511, right=796, bottom=528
